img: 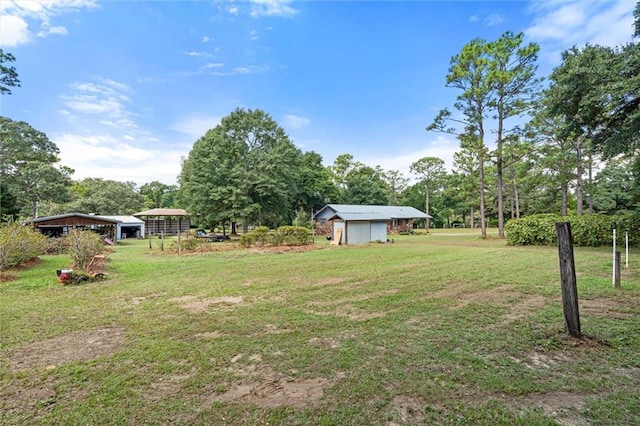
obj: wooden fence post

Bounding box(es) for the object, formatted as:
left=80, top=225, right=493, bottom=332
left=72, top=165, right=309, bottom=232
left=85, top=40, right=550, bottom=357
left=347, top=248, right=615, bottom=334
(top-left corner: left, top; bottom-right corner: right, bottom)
left=555, top=222, right=581, bottom=337
left=614, top=251, right=621, bottom=288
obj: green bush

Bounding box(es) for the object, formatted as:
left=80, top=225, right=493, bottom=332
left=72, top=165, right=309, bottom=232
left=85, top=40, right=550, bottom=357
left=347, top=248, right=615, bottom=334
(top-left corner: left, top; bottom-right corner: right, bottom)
left=505, top=213, right=640, bottom=247
left=66, top=230, right=104, bottom=271
left=239, top=226, right=311, bottom=248
left=0, top=219, right=48, bottom=270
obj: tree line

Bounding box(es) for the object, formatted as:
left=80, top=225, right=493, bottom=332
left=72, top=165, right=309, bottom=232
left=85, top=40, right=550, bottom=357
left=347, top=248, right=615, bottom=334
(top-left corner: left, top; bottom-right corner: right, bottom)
left=2, top=3, right=639, bottom=235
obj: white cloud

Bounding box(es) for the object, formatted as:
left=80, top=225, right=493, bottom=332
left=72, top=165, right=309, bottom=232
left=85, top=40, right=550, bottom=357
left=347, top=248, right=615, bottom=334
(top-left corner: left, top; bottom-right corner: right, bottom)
left=61, top=80, right=133, bottom=124
left=171, top=114, right=222, bottom=140
left=202, top=35, right=211, bottom=43
left=0, top=0, right=96, bottom=46
left=361, top=135, right=458, bottom=183
left=525, top=0, right=635, bottom=65
left=210, top=65, right=271, bottom=76
left=469, top=15, right=479, bottom=23
left=37, top=24, right=67, bottom=37
left=249, top=29, right=259, bottom=41
left=183, top=50, right=212, bottom=57
left=227, top=5, right=239, bottom=15
left=53, top=132, right=185, bottom=185
left=0, top=14, right=29, bottom=46
left=484, top=13, right=504, bottom=26
left=203, top=62, right=224, bottom=69
left=250, top=0, right=299, bottom=18
left=282, top=114, right=310, bottom=130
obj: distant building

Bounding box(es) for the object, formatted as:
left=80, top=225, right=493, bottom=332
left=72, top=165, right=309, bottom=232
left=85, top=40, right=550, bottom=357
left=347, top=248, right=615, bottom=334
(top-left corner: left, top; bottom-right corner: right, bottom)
left=313, top=204, right=431, bottom=244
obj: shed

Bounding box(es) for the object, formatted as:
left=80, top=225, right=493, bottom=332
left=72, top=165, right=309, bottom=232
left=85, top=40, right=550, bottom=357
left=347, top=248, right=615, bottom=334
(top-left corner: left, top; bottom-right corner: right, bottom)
left=329, top=212, right=390, bottom=245
left=23, top=213, right=120, bottom=240
left=313, top=204, right=431, bottom=244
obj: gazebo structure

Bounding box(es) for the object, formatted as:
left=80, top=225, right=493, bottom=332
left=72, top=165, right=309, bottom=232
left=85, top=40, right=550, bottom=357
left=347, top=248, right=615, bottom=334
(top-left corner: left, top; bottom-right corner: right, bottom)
left=133, top=208, right=190, bottom=254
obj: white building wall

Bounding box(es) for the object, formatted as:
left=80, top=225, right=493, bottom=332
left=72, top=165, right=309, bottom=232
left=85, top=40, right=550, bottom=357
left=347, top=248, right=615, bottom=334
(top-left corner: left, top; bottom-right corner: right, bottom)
left=370, top=221, right=388, bottom=242
left=347, top=221, right=371, bottom=245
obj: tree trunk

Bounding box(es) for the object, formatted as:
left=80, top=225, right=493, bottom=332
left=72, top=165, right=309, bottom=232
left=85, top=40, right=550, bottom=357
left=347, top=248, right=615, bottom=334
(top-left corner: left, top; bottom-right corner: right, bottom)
left=231, top=221, right=238, bottom=235
left=479, top=155, right=487, bottom=239
left=496, top=116, right=505, bottom=238
left=561, top=182, right=568, bottom=216
left=576, top=138, right=584, bottom=216
left=470, top=206, right=475, bottom=229
left=588, top=152, right=594, bottom=214
left=425, top=187, right=430, bottom=231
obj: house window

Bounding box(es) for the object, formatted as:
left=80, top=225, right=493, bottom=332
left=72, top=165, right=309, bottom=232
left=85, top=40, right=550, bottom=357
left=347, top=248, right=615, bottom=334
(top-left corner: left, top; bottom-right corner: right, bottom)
left=392, top=219, right=398, bottom=227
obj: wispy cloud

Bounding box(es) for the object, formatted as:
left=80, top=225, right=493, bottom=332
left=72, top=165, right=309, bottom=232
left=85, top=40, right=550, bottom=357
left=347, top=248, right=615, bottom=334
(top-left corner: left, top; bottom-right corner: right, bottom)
left=183, top=50, right=213, bottom=57
left=282, top=114, right=310, bottom=130
left=0, top=0, right=97, bottom=46
left=171, top=114, right=222, bottom=140
left=202, top=35, right=212, bottom=43
left=211, top=65, right=271, bottom=76
left=469, top=15, right=479, bottom=23
left=484, top=13, right=504, bottom=26
left=249, top=29, right=259, bottom=41
left=525, top=0, right=635, bottom=64
left=55, top=75, right=188, bottom=184
left=250, top=0, right=299, bottom=18
left=61, top=79, right=134, bottom=126
left=362, top=135, right=457, bottom=181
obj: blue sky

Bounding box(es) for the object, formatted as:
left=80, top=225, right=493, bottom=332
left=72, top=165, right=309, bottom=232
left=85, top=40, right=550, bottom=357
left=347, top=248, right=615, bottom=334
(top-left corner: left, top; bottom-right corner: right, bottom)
left=1, top=0, right=637, bottom=185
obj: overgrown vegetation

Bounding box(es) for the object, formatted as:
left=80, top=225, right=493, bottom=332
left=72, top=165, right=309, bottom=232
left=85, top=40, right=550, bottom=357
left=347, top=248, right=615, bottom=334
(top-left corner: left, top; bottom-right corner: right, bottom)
left=505, top=213, right=640, bottom=247
left=65, top=229, right=104, bottom=271
left=0, top=218, right=47, bottom=270
left=240, top=225, right=311, bottom=247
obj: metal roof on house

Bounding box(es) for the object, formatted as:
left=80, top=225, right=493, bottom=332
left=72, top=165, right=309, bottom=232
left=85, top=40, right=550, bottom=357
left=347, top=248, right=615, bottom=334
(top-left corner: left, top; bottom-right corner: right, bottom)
left=101, top=215, right=145, bottom=224
left=314, top=204, right=430, bottom=220
left=24, top=213, right=121, bottom=224
left=133, top=208, right=189, bottom=216
left=329, top=212, right=391, bottom=221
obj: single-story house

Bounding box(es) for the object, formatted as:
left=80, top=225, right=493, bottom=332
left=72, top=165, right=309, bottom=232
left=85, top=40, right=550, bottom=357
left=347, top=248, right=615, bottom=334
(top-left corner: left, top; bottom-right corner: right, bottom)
left=313, top=204, right=431, bottom=245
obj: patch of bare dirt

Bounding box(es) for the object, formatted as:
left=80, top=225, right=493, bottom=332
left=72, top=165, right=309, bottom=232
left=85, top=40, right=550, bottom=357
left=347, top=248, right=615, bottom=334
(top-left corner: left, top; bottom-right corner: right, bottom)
left=580, top=298, right=635, bottom=318
left=387, top=395, right=427, bottom=425
left=307, top=337, right=341, bottom=349
left=194, top=353, right=335, bottom=412
left=146, top=372, right=194, bottom=401
left=196, top=331, right=225, bottom=339
left=249, top=244, right=322, bottom=255
left=132, top=292, right=167, bottom=305
left=264, top=324, right=292, bottom=335
left=4, top=327, right=126, bottom=372
left=513, top=391, right=590, bottom=426
left=168, top=295, right=244, bottom=314
left=309, top=277, right=348, bottom=287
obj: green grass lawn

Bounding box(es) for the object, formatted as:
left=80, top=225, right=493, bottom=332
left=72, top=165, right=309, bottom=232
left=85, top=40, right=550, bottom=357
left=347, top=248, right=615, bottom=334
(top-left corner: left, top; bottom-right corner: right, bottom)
left=1, top=229, right=639, bottom=425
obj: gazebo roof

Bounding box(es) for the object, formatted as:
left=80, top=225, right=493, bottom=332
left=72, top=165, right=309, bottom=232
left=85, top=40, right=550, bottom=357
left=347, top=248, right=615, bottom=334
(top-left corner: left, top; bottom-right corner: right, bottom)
left=133, top=208, right=189, bottom=216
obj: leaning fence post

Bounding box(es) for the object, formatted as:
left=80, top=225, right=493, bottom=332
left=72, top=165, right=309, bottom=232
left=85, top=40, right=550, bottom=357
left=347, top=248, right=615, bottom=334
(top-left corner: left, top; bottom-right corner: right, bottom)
left=555, top=222, right=581, bottom=337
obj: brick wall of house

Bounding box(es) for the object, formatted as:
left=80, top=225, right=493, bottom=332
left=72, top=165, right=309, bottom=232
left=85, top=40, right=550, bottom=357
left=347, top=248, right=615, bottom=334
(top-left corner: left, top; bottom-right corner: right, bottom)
left=315, top=220, right=332, bottom=236
left=387, top=219, right=414, bottom=234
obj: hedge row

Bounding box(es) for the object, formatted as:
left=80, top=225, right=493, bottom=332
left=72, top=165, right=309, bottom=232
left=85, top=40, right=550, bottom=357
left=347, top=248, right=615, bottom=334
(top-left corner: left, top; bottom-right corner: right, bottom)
left=240, top=226, right=311, bottom=247
left=505, top=213, right=640, bottom=247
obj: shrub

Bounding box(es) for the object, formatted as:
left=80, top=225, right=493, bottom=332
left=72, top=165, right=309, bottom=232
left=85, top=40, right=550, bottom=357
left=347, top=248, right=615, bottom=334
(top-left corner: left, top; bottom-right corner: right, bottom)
left=505, top=213, right=640, bottom=248
left=239, top=226, right=311, bottom=248
left=0, top=219, right=48, bottom=270
left=66, top=230, right=104, bottom=271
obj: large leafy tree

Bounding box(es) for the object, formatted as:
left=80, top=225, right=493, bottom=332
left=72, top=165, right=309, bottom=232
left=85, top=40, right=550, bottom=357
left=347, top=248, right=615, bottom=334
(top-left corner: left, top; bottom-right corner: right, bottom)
left=0, top=49, right=20, bottom=95
left=342, top=165, right=389, bottom=205
left=179, top=108, right=302, bottom=232
left=0, top=116, right=73, bottom=218
left=50, top=178, right=145, bottom=216
left=139, top=181, right=178, bottom=209
left=295, top=151, right=339, bottom=213
left=384, top=170, right=408, bottom=205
